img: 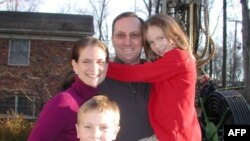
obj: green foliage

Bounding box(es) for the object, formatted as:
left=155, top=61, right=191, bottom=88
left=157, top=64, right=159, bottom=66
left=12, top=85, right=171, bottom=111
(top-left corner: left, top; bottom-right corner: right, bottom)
left=0, top=110, right=34, bottom=141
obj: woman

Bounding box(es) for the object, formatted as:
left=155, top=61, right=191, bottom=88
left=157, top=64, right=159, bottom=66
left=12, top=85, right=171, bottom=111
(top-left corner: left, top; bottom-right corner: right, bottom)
left=107, top=14, right=201, bottom=141
left=28, top=36, right=109, bottom=141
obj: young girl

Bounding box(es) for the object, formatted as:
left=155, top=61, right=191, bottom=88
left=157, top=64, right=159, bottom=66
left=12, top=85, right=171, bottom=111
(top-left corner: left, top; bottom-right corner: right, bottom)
left=107, top=14, right=201, bottom=141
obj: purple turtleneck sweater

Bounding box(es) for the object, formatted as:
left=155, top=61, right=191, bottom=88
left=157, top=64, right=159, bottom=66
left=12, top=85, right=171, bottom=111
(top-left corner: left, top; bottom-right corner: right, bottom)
left=28, top=76, right=98, bottom=141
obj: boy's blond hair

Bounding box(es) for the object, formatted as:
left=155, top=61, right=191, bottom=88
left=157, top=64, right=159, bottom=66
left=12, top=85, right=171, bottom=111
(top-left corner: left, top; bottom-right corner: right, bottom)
left=77, top=95, right=120, bottom=126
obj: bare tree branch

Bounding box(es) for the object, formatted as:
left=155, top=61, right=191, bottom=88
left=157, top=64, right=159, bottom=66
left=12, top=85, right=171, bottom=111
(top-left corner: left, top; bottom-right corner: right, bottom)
left=89, top=0, right=110, bottom=43
left=1, top=0, right=41, bottom=11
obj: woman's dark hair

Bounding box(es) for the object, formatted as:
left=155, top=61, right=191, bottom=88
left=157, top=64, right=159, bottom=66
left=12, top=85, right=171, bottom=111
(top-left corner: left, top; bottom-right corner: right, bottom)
left=60, top=70, right=76, bottom=91
left=60, top=36, right=109, bottom=91
left=72, top=36, right=109, bottom=62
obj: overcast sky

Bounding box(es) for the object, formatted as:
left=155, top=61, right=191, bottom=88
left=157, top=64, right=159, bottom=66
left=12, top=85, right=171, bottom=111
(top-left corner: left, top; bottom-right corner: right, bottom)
left=38, top=0, right=146, bottom=19
left=0, top=0, right=244, bottom=48
left=37, top=0, right=243, bottom=43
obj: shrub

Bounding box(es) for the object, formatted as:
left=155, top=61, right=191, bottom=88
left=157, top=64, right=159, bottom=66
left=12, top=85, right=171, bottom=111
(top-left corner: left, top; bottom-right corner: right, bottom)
left=0, top=110, right=33, bottom=141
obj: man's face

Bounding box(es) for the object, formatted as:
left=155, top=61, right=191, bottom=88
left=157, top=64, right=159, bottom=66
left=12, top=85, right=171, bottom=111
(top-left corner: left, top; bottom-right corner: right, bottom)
left=112, top=17, right=143, bottom=64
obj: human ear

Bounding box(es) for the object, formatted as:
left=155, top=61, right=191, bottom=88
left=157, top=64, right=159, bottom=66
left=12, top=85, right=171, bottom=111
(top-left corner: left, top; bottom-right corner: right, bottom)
left=71, top=60, right=78, bottom=75
left=112, top=126, right=120, bottom=140
left=75, top=124, right=80, bottom=139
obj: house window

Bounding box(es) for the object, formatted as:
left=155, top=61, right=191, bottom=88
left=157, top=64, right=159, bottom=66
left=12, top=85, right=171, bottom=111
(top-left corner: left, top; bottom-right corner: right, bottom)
left=0, top=95, right=36, bottom=119
left=0, top=96, right=15, bottom=113
left=8, top=39, right=30, bottom=66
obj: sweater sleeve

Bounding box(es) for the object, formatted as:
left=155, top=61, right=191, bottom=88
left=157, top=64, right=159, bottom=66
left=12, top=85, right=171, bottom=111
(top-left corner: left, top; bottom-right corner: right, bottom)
left=107, top=49, right=189, bottom=83
left=27, top=94, right=71, bottom=141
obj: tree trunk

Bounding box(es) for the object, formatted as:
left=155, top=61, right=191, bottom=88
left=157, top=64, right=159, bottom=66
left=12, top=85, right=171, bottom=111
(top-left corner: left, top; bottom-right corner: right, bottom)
left=241, top=0, right=250, bottom=102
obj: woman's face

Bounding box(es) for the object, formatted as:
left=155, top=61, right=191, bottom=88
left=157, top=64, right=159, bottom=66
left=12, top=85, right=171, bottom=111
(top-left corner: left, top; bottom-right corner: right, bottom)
left=72, top=45, right=108, bottom=87
left=146, top=25, right=174, bottom=57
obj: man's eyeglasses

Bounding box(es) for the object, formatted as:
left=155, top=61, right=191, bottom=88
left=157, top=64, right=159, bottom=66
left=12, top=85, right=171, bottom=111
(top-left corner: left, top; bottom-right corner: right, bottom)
left=114, top=32, right=141, bottom=40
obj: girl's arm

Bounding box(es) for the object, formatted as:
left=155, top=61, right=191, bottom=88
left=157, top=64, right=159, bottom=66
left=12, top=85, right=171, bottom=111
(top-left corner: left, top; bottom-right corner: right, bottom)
left=107, top=49, right=190, bottom=83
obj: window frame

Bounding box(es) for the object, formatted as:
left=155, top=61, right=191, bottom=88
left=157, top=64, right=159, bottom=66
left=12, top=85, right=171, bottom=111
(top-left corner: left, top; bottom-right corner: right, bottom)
left=8, top=39, right=31, bottom=66
left=0, top=94, right=36, bottom=119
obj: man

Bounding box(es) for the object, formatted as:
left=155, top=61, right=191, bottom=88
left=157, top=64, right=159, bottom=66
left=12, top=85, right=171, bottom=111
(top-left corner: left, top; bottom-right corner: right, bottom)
left=99, top=12, right=153, bottom=141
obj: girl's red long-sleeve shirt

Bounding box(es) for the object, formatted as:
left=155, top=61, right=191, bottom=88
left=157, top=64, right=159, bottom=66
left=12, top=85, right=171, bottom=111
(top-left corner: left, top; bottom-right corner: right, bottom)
left=107, top=48, right=201, bottom=141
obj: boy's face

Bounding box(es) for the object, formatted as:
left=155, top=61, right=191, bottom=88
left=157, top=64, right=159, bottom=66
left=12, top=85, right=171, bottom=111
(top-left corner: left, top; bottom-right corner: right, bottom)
left=76, top=110, right=120, bottom=141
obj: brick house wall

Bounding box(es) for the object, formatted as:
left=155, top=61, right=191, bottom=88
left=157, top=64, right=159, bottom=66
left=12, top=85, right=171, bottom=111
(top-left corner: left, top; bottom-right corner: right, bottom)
left=0, top=39, right=73, bottom=99
left=0, top=11, right=94, bottom=118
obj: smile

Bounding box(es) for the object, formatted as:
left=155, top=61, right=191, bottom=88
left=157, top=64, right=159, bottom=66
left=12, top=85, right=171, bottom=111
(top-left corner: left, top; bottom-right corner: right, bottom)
left=87, top=74, right=99, bottom=78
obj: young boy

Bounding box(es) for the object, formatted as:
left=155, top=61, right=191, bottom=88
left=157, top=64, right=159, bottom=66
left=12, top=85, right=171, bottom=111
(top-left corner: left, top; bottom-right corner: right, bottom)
left=76, top=95, right=120, bottom=141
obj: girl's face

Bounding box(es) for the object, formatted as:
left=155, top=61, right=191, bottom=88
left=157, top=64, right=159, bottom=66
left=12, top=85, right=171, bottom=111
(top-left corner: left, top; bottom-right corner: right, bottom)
left=146, top=25, right=174, bottom=57
left=72, top=45, right=108, bottom=88
left=76, top=110, right=120, bottom=141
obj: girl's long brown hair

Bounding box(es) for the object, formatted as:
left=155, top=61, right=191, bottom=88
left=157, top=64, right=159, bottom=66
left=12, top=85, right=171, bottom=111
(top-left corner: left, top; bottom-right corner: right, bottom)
left=142, top=14, right=193, bottom=62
